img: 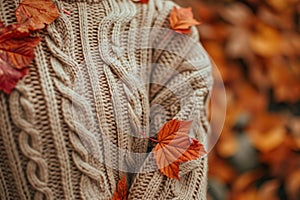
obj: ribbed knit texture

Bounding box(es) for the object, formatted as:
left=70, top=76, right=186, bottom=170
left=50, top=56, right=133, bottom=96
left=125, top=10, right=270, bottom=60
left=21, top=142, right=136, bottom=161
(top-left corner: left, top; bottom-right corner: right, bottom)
left=0, top=0, right=212, bottom=199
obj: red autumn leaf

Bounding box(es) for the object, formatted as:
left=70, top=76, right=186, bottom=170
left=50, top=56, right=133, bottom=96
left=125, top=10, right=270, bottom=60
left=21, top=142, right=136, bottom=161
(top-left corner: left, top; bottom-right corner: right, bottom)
left=0, top=22, right=40, bottom=69
left=132, top=0, right=149, bottom=3
left=0, top=61, right=28, bottom=94
left=15, top=0, right=59, bottom=31
left=153, top=119, right=206, bottom=180
left=169, top=6, right=201, bottom=34
left=111, top=176, right=128, bottom=200
left=0, top=21, right=40, bottom=94
left=0, top=21, right=4, bottom=29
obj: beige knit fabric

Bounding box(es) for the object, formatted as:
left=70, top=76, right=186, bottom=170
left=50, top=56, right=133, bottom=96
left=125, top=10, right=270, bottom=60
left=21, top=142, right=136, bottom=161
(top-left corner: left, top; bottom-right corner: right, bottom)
left=0, top=0, right=212, bottom=199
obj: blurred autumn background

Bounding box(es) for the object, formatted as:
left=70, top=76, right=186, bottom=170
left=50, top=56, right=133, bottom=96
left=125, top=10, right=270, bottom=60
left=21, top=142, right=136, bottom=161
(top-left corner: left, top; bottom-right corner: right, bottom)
left=174, top=0, right=300, bottom=199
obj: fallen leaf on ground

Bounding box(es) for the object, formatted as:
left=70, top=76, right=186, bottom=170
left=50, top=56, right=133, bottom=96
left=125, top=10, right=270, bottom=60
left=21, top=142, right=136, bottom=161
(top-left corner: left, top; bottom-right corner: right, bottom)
left=208, top=151, right=237, bottom=183
left=246, top=113, right=286, bottom=152
left=257, top=180, right=280, bottom=200
left=286, top=170, right=300, bottom=200
left=216, top=128, right=238, bottom=158
left=250, top=22, right=282, bottom=57
left=267, top=58, right=300, bottom=103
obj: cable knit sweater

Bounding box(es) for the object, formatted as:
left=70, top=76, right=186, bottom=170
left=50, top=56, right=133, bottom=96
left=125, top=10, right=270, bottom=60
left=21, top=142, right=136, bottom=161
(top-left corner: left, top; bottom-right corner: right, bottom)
left=0, top=0, right=212, bottom=199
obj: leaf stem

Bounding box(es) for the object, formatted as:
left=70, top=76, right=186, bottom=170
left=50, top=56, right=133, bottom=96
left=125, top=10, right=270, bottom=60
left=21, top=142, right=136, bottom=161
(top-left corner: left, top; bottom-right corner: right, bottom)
left=138, top=132, right=159, bottom=143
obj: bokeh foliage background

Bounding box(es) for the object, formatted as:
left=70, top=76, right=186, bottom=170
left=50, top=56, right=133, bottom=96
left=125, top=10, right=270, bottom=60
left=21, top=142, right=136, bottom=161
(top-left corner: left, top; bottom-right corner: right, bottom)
left=174, top=0, right=300, bottom=199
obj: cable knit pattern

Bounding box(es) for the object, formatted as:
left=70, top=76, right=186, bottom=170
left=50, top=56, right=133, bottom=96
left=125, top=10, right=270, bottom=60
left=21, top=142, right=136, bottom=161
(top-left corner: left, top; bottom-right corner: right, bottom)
left=45, top=11, right=110, bottom=199
left=0, top=0, right=212, bottom=199
left=9, top=86, right=53, bottom=200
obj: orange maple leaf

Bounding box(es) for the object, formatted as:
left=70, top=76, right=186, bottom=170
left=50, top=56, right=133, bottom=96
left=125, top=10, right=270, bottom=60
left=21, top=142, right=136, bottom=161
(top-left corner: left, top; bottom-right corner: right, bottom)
left=153, top=119, right=206, bottom=180
left=15, top=0, right=59, bottom=31
left=111, top=176, right=128, bottom=200
left=0, top=21, right=40, bottom=94
left=169, top=6, right=201, bottom=34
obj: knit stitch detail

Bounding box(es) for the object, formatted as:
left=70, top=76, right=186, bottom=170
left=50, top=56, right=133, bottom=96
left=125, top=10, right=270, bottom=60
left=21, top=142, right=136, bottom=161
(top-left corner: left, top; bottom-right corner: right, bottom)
left=9, top=86, right=53, bottom=199
left=46, top=7, right=111, bottom=198
left=0, top=0, right=212, bottom=199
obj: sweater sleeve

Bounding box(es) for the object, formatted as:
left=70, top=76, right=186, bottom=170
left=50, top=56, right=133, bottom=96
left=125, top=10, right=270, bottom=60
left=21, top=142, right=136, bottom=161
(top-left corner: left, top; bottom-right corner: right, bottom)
left=128, top=1, right=213, bottom=199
